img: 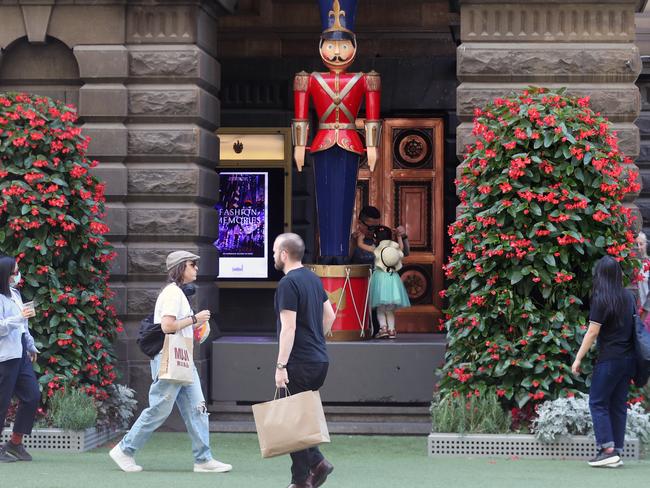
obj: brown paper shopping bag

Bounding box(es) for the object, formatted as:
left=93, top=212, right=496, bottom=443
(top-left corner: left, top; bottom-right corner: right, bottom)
left=252, top=389, right=330, bottom=458
left=158, top=334, right=194, bottom=385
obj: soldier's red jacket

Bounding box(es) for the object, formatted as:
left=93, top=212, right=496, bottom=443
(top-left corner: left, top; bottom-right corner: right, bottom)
left=293, top=70, right=381, bottom=155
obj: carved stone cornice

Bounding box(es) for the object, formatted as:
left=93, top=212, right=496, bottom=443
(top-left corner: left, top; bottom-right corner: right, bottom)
left=461, top=2, right=638, bottom=43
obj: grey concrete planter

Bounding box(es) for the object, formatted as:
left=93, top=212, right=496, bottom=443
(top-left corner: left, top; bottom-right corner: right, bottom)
left=1, top=426, right=123, bottom=452
left=428, top=432, right=640, bottom=460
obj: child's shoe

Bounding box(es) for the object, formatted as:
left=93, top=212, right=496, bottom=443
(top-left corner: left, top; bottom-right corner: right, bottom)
left=375, top=327, right=389, bottom=339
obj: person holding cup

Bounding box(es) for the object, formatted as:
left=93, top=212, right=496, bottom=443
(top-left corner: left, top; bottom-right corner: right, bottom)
left=0, top=255, right=40, bottom=463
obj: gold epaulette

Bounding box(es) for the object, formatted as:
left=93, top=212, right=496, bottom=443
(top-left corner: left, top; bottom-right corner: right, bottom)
left=293, top=71, right=310, bottom=92
left=366, top=70, right=381, bottom=91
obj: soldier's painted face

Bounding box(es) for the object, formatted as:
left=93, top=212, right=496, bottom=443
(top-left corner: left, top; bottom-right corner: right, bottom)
left=320, top=39, right=356, bottom=71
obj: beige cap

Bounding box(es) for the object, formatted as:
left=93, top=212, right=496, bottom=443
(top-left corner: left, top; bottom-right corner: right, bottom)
left=373, top=240, right=404, bottom=273
left=166, top=251, right=200, bottom=271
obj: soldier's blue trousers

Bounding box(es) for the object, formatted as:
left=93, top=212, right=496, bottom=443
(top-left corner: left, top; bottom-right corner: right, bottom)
left=312, top=146, right=360, bottom=258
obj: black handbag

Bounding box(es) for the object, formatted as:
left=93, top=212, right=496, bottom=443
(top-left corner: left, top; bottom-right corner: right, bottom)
left=136, top=313, right=166, bottom=359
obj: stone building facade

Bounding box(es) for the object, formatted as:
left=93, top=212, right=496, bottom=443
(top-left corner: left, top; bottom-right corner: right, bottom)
left=0, top=0, right=647, bottom=407
left=0, top=0, right=233, bottom=396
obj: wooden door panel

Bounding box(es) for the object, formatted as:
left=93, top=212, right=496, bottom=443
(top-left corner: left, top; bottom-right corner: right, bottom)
left=376, top=118, right=445, bottom=333
left=395, top=182, right=431, bottom=251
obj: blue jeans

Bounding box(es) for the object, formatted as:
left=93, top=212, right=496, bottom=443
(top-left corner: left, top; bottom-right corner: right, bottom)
left=119, top=353, right=212, bottom=463
left=589, top=356, right=636, bottom=450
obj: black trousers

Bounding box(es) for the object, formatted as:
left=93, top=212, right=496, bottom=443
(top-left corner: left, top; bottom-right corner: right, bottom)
left=0, top=335, right=40, bottom=436
left=285, top=362, right=329, bottom=484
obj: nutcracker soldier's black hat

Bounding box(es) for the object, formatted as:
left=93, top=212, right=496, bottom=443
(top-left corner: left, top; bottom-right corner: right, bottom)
left=318, top=0, right=357, bottom=42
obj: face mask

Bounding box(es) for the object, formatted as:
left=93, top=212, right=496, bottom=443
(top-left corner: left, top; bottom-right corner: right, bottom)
left=11, top=271, right=21, bottom=287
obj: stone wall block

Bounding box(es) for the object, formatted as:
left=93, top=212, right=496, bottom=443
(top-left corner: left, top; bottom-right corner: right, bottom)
left=127, top=207, right=198, bottom=237
left=110, top=282, right=127, bottom=316
left=79, top=84, right=128, bottom=119
left=104, top=203, right=127, bottom=239
left=127, top=124, right=219, bottom=163
left=635, top=112, right=650, bottom=137
left=128, top=167, right=198, bottom=196
left=457, top=83, right=641, bottom=122
left=83, top=123, right=128, bottom=161
left=127, top=244, right=218, bottom=277
left=127, top=85, right=220, bottom=128
left=0, top=7, right=25, bottom=49
left=128, top=46, right=220, bottom=91
left=127, top=124, right=197, bottom=156
left=48, top=6, right=125, bottom=47
left=109, top=243, right=127, bottom=280
left=74, top=45, right=128, bottom=80
left=456, top=122, right=640, bottom=158
left=92, top=162, right=128, bottom=198
left=197, top=166, right=220, bottom=202
left=458, top=43, right=641, bottom=83
left=126, top=285, right=160, bottom=317
left=128, top=87, right=198, bottom=116
left=639, top=140, right=650, bottom=163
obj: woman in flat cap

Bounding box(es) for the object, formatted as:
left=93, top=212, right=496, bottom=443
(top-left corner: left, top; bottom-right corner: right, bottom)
left=110, top=251, right=231, bottom=474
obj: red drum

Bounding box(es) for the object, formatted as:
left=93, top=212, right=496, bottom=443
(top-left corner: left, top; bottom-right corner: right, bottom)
left=306, top=264, right=372, bottom=341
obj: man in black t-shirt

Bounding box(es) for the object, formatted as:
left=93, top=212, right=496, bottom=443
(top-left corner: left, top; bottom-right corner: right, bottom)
left=273, top=233, right=336, bottom=488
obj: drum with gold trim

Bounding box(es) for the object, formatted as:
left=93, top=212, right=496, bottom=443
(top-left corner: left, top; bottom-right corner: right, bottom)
left=306, top=264, right=372, bottom=341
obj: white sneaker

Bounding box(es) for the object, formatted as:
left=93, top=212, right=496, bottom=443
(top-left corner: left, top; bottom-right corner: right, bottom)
left=606, top=459, right=624, bottom=468
left=109, top=444, right=143, bottom=472
left=193, top=458, right=232, bottom=473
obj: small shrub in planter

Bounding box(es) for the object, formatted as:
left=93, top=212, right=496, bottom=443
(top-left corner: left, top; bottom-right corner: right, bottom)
left=50, top=388, right=97, bottom=431
left=95, top=384, right=138, bottom=430
left=431, top=391, right=511, bottom=434
left=439, top=87, right=640, bottom=408
left=532, top=394, right=650, bottom=444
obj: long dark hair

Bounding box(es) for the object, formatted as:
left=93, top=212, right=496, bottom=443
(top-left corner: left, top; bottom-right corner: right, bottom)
left=591, top=256, right=627, bottom=328
left=0, top=255, right=17, bottom=298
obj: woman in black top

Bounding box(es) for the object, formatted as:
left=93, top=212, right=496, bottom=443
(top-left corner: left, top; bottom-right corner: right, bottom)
left=572, top=256, right=636, bottom=468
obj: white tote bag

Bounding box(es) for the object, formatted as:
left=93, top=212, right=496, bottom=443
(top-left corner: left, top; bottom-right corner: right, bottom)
left=158, top=333, right=194, bottom=385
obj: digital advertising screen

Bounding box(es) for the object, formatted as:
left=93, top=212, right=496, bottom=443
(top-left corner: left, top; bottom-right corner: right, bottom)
left=215, top=172, right=269, bottom=278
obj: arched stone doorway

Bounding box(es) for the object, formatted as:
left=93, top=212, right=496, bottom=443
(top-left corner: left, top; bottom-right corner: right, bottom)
left=0, top=36, right=81, bottom=105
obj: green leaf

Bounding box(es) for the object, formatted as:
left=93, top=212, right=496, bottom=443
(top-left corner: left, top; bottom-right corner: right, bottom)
left=543, top=255, right=556, bottom=267
left=510, top=270, right=524, bottom=284
left=543, top=131, right=554, bottom=148
left=529, top=202, right=542, bottom=216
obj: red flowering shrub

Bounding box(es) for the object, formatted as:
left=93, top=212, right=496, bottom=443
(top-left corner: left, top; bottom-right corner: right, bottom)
left=0, top=93, right=122, bottom=404
left=439, top=88, right=641, bottom=408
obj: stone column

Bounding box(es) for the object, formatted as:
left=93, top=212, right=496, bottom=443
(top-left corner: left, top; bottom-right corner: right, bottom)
left=636, top=11, right=650, bottom=234
left=124, top=2, right=221, bottom=396
left=74, top=44, right=129, bottom=368
left=457, top=0, right=642, bottom=223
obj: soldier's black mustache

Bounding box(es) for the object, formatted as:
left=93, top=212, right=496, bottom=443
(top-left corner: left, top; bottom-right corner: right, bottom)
left=326, top=55, right=346, bottom=62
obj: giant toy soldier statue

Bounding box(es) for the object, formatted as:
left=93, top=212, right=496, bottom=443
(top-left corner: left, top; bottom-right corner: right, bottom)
left=292, top=0, right=381, bottom=260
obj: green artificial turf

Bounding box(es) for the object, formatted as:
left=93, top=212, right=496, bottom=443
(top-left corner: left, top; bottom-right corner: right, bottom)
left=1, top=433, right=648, bottom=488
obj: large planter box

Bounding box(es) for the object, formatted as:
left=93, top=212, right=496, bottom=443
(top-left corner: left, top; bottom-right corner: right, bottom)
left=1, top=426, right=123, bottom=452
left=428, top=433, right=640, bottom=460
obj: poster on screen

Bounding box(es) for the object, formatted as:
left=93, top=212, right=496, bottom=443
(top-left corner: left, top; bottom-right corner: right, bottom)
left=214, top=172, right=269, bottom=278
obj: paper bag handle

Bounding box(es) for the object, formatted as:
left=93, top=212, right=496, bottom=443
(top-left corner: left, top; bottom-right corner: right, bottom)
left=273, top=387, right=291, bottom=400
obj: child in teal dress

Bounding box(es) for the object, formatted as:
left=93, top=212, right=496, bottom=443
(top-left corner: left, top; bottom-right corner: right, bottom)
left=356, top=227, right=410, bottom=338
